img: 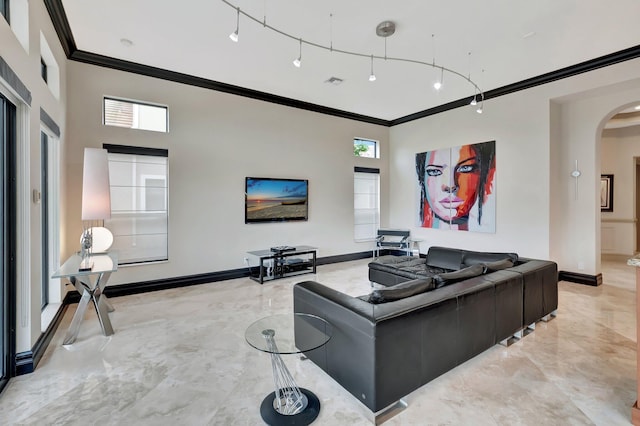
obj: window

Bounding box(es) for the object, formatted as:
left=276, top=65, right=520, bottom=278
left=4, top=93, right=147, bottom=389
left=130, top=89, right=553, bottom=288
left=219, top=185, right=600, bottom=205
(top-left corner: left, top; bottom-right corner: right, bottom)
left=39, top=33, right=59, bottom=98
left=354, top=167, right=380, bottom=241
left=354, top=138, right=379, bottom=158
left=104, top=144, right=168, bottom=265
left=103, top=97, right=168, bottom=133
left=40, top=57, right=47, bottom=83
left=1, top=0, right=9, bottom=24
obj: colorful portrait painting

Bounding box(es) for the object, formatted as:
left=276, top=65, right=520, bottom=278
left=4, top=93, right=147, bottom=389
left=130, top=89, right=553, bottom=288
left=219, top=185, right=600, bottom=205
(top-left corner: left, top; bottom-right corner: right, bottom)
left=415, top=141, right=496, bottom=232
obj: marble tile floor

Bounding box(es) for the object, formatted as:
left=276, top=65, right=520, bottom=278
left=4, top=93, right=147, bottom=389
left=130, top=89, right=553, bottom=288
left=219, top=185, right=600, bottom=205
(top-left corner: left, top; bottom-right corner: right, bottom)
left=0, top=257, right=638, bottom=425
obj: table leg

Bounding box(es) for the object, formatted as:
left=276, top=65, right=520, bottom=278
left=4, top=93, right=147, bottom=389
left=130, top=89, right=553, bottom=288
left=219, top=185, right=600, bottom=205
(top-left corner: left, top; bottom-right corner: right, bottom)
left=63, top=289, right=92, bottom=345
left=259, top=329, right=321, bottom=425
left=92, top=285, right=114, bottom=337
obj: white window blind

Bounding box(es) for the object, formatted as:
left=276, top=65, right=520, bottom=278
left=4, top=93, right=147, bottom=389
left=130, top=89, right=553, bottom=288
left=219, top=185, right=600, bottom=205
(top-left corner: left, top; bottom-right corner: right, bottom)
left=354, top=168, right=380, bottom=241
left=104, top=145, right=168, bottom=265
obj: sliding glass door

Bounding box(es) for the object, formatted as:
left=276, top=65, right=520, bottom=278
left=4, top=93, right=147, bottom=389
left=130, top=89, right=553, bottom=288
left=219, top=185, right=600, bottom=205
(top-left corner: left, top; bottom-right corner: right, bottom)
left=0, top=93, right=16, bottom=393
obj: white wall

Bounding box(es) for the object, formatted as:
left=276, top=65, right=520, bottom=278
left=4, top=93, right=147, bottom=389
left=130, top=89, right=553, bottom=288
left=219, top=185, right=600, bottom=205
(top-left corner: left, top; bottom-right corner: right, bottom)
left=390, top=88, right=552, bottom=259
left=390, top=57, right=640, bottom=275
left=65, top=61, right=389, bottom=285
left=600, top=125, right=640, bottom=256
left=1, top=0, right=68, bottom=352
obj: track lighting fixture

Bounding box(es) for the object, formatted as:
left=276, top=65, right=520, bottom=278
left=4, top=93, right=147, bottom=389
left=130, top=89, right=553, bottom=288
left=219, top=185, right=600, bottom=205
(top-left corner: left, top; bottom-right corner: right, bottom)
left=369, top=55, right=376, bottom=82
left=293, top=39, right=302, bottom=68
left=222, top=0, right=485, bottom=112
left=433, top=67, right=444, bottom=91
left=229, top=7, right=240, bottom=42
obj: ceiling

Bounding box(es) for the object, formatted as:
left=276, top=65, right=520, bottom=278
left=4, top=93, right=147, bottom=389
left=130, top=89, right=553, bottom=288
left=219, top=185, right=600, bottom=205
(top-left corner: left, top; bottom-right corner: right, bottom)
left=59, top=0, right=640, bottom=122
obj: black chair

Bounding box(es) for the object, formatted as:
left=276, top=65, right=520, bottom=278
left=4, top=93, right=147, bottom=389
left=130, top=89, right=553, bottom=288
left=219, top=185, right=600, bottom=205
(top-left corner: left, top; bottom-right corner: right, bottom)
left=374, top=229, right=411, bottom=258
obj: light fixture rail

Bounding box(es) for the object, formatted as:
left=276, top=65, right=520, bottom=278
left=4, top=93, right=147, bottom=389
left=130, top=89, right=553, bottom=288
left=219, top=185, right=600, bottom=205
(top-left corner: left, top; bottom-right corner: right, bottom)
left=221, top=0, right=485, bottom=112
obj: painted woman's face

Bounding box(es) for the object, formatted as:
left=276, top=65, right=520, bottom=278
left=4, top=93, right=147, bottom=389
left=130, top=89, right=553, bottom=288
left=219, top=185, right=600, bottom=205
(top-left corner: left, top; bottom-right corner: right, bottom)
left=425, top=145, right=480, bottom=221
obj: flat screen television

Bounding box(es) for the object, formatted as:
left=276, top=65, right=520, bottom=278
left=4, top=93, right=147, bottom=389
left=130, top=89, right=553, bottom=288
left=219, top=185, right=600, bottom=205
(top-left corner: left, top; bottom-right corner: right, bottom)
left=245, top=177, right=309, bottom=223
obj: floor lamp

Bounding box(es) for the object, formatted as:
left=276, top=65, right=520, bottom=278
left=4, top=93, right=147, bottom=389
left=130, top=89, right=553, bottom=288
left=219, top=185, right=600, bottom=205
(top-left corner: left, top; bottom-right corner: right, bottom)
left=79, top=148, right=112, bottom=271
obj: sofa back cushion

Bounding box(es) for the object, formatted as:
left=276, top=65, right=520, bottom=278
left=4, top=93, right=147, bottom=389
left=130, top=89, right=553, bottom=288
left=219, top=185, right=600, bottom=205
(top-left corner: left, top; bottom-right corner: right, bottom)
left=461, top=251, right=518, bottom=268
left=433, top=264, right=485, bottom=288
left=426, top=246, right=465, bottom=271
left=367, top=278, right=435, bottom=304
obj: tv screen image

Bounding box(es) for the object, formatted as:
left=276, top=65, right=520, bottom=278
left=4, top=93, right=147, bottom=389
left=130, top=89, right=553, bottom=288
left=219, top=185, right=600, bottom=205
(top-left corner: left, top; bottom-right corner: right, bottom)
left=245, top=177, right=308, bottom=223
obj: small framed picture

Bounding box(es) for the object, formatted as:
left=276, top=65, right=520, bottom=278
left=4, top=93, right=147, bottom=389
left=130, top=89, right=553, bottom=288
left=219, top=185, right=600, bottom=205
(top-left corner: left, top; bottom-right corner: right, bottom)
left=600, top=174, right=614, bottom=212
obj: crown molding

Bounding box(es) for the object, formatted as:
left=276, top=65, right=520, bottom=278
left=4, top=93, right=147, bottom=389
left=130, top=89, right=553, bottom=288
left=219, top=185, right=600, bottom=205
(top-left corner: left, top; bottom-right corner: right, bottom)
left=392, top=44, right=640, bottom=126
left=45, top=0, right=640, bottom=127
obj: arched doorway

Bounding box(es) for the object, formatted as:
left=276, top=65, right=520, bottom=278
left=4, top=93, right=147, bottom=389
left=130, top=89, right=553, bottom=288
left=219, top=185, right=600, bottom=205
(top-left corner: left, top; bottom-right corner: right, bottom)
left=598, top=101, right=640, bottom=289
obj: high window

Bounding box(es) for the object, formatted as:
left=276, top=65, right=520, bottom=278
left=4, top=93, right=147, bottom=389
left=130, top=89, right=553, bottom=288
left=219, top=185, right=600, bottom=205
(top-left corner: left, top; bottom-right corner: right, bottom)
left=40, top=57, right=47, bottom=83
left=104, top=144, right=168, bottom=265
left=103, top=97, right=168, bottom=133
left=1, top=0, right=9, bottom=23
left=354, top=137, right=379, bottom=158
left=354, top=167, right=380, bottom=241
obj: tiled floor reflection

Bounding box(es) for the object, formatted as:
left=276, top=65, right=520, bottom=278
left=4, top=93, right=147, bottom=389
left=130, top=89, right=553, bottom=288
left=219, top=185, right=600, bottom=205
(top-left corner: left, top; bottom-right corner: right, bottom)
left=0, top=257, right=637, bottom=425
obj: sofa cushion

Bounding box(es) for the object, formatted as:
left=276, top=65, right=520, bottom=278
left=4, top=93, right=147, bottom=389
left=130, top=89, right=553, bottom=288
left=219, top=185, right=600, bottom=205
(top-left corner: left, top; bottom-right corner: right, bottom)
left=482, top=258, right=515, bottom=273
left=425, top=246, right=465, bottom=271
left=433, top=264, right=485, bottom=289
left=367, top=278, right=435, bottom=304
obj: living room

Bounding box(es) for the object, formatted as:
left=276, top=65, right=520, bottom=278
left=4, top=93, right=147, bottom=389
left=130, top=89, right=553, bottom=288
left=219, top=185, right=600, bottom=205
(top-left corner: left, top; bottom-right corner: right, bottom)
left=2, top=0, right=640, bottom=424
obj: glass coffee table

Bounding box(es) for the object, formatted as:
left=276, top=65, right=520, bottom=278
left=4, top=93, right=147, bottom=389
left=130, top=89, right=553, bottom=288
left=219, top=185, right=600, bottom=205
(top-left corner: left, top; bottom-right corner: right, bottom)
left=246, top=313, right=332, bottom=425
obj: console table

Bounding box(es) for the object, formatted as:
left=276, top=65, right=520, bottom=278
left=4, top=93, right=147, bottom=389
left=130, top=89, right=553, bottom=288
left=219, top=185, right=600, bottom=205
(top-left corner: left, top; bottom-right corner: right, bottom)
left=52, top=252, right=118, bottom=345
left=245, top=313, right=332, bottom=425
left=247, top=246, right=317, bottom=284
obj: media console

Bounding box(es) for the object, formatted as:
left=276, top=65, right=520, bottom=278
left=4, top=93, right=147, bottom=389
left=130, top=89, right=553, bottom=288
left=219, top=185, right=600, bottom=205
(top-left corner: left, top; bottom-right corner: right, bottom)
left=247, top=245, right=317, bottom=284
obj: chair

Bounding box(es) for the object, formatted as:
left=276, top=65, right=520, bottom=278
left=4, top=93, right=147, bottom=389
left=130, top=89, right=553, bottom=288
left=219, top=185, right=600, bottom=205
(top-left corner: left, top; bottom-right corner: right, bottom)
left=374, top=229, right=411, bottom=258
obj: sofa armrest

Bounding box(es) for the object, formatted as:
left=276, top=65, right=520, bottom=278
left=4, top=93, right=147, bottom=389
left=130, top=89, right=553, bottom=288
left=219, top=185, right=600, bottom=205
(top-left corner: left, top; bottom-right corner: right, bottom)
left=293, top=281, right=378, bottom=410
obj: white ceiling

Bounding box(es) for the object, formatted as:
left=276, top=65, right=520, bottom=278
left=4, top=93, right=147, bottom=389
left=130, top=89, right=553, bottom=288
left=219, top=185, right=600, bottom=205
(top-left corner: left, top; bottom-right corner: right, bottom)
left=61, top=0, right=640, bottom=121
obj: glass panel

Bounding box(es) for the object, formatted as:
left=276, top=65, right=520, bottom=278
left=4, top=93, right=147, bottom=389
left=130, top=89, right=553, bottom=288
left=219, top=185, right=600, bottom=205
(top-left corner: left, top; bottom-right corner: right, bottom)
left=354, top=138, right=378, bottom=158
left=103, top=98, right=168, bottom=133
left=40, top=132, right=48, bottom=309
left=110, top=234, right=168, bottom=264
left=105, top=150, right=168, bottom=264
left=0, top=95, right=5, bottom=384
left=354, top=172, right=380, bottom=241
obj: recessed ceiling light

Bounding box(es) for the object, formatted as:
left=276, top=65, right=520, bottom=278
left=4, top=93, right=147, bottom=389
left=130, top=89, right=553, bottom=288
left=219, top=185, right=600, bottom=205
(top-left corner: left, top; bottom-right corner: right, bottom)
left=522, top=31, right=536, bottom=39
left=635, top=105, right=640, bottom=111
left=120, top=38, right=134, bottom=47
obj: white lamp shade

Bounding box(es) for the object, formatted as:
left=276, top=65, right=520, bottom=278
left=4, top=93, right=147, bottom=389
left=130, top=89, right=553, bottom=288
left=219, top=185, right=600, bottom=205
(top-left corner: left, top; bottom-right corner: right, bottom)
left=81, top=148, right=112, bottom=220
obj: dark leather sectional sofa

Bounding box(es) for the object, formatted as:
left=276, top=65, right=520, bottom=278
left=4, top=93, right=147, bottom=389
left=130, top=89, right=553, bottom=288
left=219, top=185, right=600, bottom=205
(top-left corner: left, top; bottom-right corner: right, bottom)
left=293, top=246, right=558, bottom=416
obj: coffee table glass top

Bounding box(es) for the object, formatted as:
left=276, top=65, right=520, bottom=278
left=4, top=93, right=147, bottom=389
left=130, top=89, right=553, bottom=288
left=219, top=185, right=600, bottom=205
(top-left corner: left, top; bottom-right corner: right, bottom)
left=245, top=313, right=332, bottom=354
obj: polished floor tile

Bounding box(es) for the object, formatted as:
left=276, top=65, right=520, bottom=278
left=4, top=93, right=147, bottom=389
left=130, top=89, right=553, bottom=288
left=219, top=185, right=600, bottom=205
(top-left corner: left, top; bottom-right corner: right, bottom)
left=0, top=258, right=637, bottom=425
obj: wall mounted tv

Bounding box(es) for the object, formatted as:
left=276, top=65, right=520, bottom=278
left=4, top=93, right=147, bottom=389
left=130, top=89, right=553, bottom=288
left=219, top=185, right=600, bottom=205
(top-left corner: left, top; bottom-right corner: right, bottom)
left=245, top=177, right=309, bottom=223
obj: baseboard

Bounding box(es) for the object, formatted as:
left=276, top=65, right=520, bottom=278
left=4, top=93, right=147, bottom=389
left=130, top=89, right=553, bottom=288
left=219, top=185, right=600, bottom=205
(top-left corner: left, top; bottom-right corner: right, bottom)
left=15, top=296, right=72, bottom=376
left=316, top=251, right=373, bottom=265
left=559, top=271, right=603, bottom=286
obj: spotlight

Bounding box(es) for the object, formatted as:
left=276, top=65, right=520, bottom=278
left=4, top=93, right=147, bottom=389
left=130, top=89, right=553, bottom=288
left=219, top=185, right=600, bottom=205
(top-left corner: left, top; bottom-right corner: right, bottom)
left=229, top=7, right=240, bottom=42
left=293, top=38, right=302, bottom=68
left=369, top=55, right=376, bottom=82
left=433, top=67, right=443, bottom=91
